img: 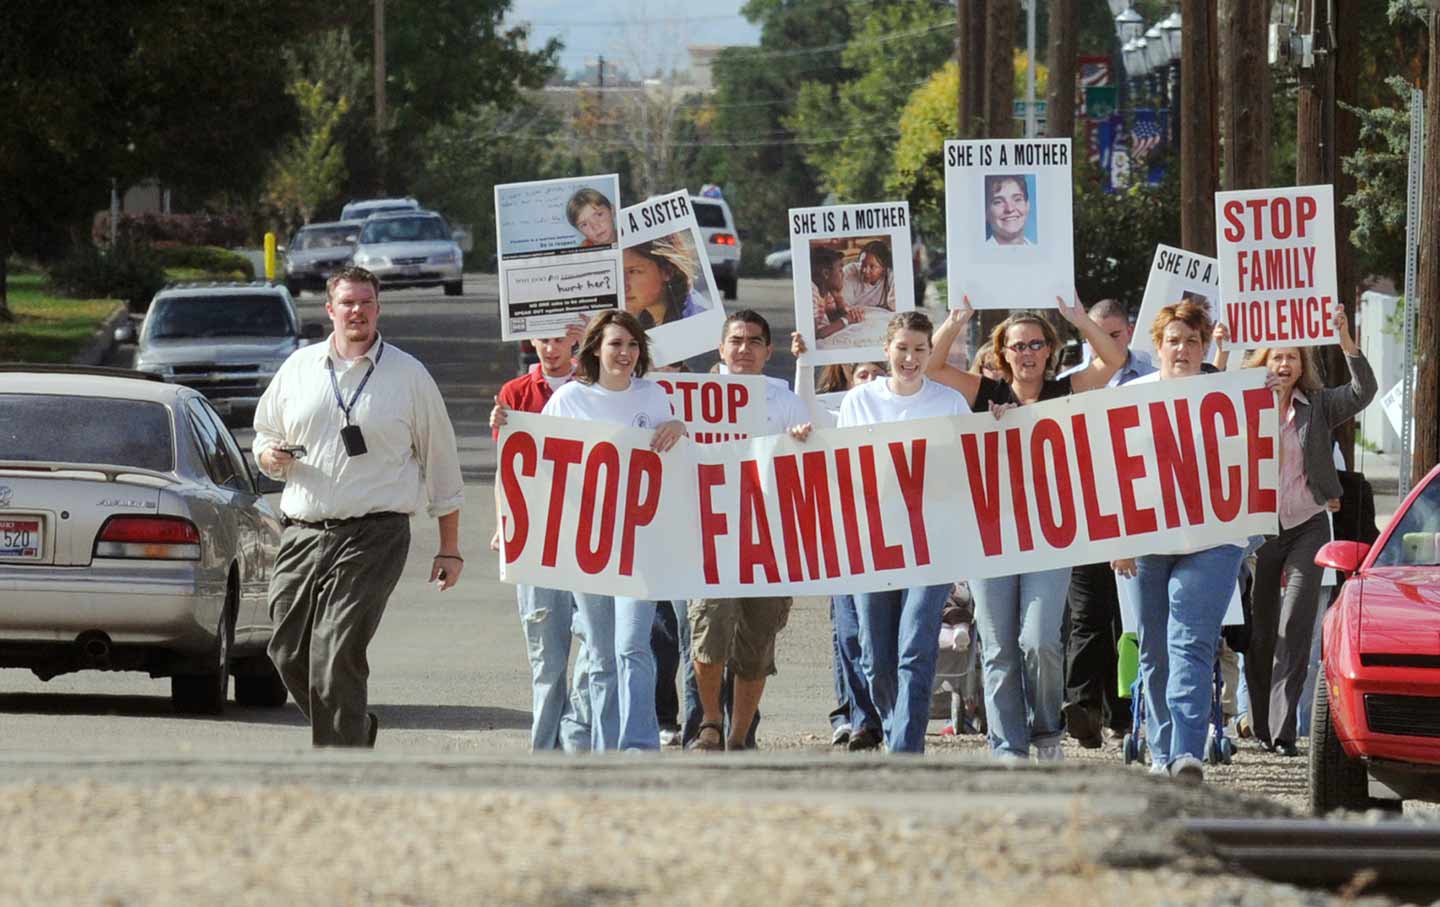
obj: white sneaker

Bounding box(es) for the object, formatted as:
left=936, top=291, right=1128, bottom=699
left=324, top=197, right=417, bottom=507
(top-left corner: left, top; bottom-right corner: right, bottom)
left=992, top=751, right=1026, bottom=766
left=659, top=728, right=681, bottom=747
left=1034, top=743, right=1065, bottom=762
left=831, top=723, right=853, bottom=746
left=1168, top=755, right=1205, bottom=784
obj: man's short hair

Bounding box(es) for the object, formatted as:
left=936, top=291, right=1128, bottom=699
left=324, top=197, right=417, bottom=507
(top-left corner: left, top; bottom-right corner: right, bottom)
left=1088, top=298, right=1129, bottom=322
left=327, top=265, right=381, bottom=301
left=722, top=309, right=771, bottom=346
left=984, top=174, right=1029, bottom=202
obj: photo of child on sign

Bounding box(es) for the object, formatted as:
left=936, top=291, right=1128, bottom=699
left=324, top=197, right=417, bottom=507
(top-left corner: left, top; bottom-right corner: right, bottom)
left=791, top=202, right=914, bottom=366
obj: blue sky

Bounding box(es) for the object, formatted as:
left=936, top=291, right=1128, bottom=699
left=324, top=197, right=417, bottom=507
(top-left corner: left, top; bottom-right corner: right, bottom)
left=507, top=0, right=761, bottom=77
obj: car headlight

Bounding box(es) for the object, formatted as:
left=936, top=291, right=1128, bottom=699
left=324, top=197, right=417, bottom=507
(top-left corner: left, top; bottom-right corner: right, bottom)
left=430, top=250, right=458, bottom=264
left=353, top=251, right=387, bottom=267
left=135, top=360, right=172, bottom=376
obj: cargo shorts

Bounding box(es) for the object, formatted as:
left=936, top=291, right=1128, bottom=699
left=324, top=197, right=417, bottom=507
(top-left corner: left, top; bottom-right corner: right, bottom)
left=688, top=597, right=792, bottom=680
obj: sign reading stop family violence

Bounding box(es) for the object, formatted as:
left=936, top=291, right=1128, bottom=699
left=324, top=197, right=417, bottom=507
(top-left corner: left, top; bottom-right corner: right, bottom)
left=620, top=191, right=725, bottom=366
left=1215, top=184, right=1339, bottom=348
left=654, top=373, right=768, bottom=443
left=495, top=174, right=622, bottom=342
left=789, top=201, right=914, bottom=366
left=496, top=370, right=1279, bottom=598
left=1133, top=244, right=1221, bottom=360
left=944, top=139, right=1074, bottom=310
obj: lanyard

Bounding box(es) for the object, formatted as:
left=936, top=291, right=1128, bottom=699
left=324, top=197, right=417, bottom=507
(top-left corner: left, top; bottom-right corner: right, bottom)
left=326, top=341, right=383, bottom=425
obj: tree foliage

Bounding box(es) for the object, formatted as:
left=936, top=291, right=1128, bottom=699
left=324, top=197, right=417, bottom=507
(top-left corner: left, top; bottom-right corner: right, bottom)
left=1341, top=77, right=1415, bottom=282
left=265, top=78, right=351, bottom=231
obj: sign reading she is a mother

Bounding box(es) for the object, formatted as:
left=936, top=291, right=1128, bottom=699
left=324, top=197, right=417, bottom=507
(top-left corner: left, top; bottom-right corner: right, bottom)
left=943, top=139, right=1074, bottom=310
left=1215, top=184, right=1339, bottom=348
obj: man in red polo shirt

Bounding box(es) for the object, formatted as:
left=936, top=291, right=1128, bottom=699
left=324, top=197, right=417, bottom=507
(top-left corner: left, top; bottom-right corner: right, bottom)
left=490, top=324, right=589, bottom=750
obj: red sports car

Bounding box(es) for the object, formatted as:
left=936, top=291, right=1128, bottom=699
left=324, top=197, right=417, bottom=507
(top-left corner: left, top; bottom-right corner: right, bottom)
left=1311, top=463, right=1440, bottom=814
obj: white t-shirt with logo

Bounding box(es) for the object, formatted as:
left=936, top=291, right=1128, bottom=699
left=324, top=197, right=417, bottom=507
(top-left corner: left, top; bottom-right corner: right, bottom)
left=836, top=377, right=970, bottom=428
left=542, top=376, right=675, bottom=430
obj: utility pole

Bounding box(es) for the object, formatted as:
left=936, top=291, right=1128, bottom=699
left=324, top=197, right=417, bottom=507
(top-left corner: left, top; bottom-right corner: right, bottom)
left=374, top=0, right=387, bottom=194
left=985, top=0, right=1017, bottom=139
left=1218, top=0, right=1269, bottom=190
left=957, top=1, right=980, bottom=137
left=1044, top=0, right=1077, bottom=140
left=1414, top=8, right=1440, bottom=483
left=1180, top=0, right=1219, bottom=255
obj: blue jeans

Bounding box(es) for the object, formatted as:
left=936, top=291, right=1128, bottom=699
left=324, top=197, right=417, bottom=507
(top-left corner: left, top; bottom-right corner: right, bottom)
left=1135, top=544, right=1245, bottom=768
left=972, top=567, right=1071, bottom=757
left=516, top=585, right=591, bottom=752
left=652, top=602, right=682, bottom=729
left=831, top=595, right=879, bottom=733
left=854, top=584, right=950, bottom=753
left=572, top=594, right=660, bottom=751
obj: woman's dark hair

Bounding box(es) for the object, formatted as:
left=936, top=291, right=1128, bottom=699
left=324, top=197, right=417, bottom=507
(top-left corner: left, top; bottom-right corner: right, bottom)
left=625, top=232, right=697, bottom=327
left=575, top=310, right=652, bottom=384
left=565, top=187, right=613, bottom=226
left=816, top=364, right=851, bottom=393
left=858, top=240, right=895, bottom=310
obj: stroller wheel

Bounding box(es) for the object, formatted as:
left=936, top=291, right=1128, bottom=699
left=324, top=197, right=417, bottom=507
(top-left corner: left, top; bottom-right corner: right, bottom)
left=1217, top=736, right=1236, bottom=764
left=1122, top=733, right=1138, bottom=765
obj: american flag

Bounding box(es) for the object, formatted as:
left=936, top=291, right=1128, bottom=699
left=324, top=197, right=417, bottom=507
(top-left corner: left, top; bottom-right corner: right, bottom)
left=1131, top=108, right=1162, bottom=161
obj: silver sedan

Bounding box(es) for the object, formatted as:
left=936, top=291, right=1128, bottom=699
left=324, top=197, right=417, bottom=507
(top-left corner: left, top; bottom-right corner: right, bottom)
left=0, top=367, right=285, bottom=714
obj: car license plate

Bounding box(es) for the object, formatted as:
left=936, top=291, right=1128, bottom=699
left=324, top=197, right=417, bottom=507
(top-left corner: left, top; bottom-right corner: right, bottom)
left=401, top=265, right=421, bottom=276
left=0, top=517, right=42, bottom=560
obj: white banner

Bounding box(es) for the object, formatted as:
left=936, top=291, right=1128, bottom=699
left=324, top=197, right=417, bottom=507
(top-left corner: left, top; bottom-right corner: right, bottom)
left=654, top=372, right=768, bottom=443
left=1215, top=184, right=1339, bottom=348
left=620, top=191, right=725, bottom=366
left=944, top=139, right=1074, bottom=310
left=1134, top=244, right=1222, bottom=359
left=495, top=174, right=622, bottom=341
left=789, top=201, right=915, bottom=366
left=497, top=370, right=1279, bottom=599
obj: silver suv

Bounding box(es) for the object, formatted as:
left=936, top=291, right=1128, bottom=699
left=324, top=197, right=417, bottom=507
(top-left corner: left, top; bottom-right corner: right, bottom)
left=339, top=196, right=421, bottom=220
left=130, top=283, right=324, bottom=420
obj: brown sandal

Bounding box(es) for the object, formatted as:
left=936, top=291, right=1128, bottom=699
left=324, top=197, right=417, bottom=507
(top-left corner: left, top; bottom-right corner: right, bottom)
left=687, top=720, right=724, bottom=752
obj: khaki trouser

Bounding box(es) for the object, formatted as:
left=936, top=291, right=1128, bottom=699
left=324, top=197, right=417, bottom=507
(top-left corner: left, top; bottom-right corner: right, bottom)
left=266, top=514, right=410, bottom=746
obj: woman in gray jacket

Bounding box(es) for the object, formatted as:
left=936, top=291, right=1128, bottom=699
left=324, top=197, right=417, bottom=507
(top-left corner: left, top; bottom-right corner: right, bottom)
left=1243, top=305, right=1377, bottom=755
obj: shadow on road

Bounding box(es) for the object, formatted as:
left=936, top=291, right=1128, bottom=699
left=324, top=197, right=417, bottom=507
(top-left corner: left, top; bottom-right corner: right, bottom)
left=0, top=692, right=308, bottom=724
left=374, top=703, right=530, bottom=732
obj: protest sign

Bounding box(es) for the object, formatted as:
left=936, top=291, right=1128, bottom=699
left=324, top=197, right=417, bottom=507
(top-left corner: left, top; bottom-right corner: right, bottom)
left=944, top=139, right=1075, bottom=310
left=789, top=202, right=914, bottom=366
left=620, top=191, right=724, bottom=366
left=497, top=369, right=1278, bottom=599
left=495, top=174, right=621, bottom=341
left=1215, top=184, right=1339, bottom=348
left=654, top=372, right=768, bottom=443
left=1134, top=244, right=1222, bottom=360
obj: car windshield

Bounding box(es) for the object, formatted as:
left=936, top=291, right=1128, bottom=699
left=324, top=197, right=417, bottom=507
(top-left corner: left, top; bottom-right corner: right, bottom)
left=147, top=296, right=294, bottom=339
left=0, top=394, right=173, bottom=471
left=293, top=226, right=355, bottom=250
left=360, top=217, right=449, bottom=244
left=1375, top=478, right=1440, bottom=567
left=693, top=202, right=727, bottom=228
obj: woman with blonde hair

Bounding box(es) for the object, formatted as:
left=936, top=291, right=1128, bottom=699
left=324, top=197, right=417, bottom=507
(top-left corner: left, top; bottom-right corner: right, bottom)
left=925, top=294, right=1126, bottom=762
left=623, top=232, right=707, bottom=328
left=1241, top=308, right=1376, bottom=756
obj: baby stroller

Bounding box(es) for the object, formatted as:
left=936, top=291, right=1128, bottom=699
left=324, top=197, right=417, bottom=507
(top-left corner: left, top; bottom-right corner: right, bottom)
left=1118, top=631, right=1236, bottom=767
left=932, top=582, right=986, bottom=736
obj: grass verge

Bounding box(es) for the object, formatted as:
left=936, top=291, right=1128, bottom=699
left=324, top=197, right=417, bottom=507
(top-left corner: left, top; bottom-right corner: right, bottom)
left=1, top=273, right=123, bottom=363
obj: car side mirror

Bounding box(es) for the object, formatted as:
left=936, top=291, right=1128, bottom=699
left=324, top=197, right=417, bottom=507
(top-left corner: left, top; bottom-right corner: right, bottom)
left=302, top=323, right=325, bottom=341
left=1315, top=540, right=1369, bottom=574
left=113, top=321, right=137, bottom=344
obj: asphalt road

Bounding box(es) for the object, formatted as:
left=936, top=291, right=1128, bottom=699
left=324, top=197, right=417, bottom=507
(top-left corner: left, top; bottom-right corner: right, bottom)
left=0, top=274, right=843, bottom=755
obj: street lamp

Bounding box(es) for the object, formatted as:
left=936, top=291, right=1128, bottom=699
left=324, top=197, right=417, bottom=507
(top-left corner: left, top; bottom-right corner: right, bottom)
left=1106, top=0, right=1131, bottom=16
left=1143, top=25, right=1170, bottom=71
left=1161, top=10, right=1183, bottom=62
left=1115, top=7, right=1145, bottom=42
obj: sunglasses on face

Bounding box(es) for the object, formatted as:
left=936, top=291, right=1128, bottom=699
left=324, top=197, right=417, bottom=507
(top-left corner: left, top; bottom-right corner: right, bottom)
left=1005, top=339, right=1050, bottom=353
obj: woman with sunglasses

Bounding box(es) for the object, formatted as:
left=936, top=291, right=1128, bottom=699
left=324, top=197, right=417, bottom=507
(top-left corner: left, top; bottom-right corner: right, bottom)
left=925, top=295, right=1127, bottom=761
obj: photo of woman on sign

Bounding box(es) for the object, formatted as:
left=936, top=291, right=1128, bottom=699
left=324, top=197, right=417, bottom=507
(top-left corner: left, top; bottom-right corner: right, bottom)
left=983, top=174, right=1037, bottom=246
left=623, top=230, right=709, bottom=328
left=840, top=239, right=897, bottom=312
left=567, top=187, right=617, bottom=247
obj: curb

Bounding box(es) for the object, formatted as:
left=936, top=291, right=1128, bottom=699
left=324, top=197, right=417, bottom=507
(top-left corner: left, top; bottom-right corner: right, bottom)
left=70, top=304, right=130, bottom=366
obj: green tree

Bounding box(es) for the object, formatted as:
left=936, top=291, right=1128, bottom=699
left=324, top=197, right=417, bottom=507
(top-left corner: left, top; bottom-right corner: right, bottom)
left=265, top=80, right=351, bottom=231
left=786, top=0, right=954, bottom=203
left=1341, top=77, right=1414, bottom=283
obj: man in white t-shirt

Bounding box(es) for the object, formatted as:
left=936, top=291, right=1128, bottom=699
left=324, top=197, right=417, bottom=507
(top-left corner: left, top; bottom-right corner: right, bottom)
left=686, top=310, right=810, bottom=751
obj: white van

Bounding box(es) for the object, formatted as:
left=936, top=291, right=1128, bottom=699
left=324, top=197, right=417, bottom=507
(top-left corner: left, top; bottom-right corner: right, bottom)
left=690, top=193, right=742, bottom=300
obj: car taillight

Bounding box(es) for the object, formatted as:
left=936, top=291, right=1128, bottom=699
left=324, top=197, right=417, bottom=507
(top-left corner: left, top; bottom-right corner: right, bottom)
left=709, top=233, right=737, bottom=246
left=94, top=516, right=202, bottom=560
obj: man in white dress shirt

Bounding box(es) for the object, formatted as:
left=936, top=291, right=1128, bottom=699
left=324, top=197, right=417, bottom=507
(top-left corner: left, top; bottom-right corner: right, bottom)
left=254, top=266, right=464, bottom=747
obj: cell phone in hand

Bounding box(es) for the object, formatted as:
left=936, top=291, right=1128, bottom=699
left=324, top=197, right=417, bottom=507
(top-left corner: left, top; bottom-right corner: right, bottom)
left=278, top=445, right=307, bottom=458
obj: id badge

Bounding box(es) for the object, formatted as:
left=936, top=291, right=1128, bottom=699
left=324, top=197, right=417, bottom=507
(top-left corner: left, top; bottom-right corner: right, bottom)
left=340, top=424, right=368, bottom=456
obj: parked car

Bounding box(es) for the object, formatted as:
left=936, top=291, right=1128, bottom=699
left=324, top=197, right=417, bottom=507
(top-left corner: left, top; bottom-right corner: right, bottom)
left=128, top=283, right=324, bottom=422
left=339, top=196, right=421, bottom=221
left=764, top=245, right=792, bottom=276
left=1310, top=462, right=1440, bottom=813
left=0, top=367, right=287, bottom=714
left=691, top=194, right=742, bottom=300
left=284, top=220, right=361, bottom=295
left=350, top=211, right=464, bottom=296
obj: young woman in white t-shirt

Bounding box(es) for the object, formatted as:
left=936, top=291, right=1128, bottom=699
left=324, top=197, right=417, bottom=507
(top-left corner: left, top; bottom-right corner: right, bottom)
left=836, top=311, right=970, bottom=754
left=495, top=310, right=686, bottom=751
